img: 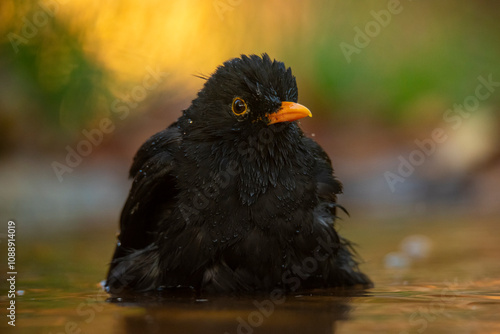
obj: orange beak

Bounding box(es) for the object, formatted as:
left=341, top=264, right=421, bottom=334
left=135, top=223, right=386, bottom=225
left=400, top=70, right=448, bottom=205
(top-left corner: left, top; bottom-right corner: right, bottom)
left=266, top=102, right=312, bottom=125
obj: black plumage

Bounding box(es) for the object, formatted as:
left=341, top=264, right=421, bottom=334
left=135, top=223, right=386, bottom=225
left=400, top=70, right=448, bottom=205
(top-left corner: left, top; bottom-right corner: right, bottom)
left=106, top=54, right=372, bottom=294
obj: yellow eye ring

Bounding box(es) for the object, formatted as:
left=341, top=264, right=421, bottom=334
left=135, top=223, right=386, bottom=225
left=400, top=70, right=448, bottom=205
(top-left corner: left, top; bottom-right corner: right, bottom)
left=232, top=97, right=248, bottom=116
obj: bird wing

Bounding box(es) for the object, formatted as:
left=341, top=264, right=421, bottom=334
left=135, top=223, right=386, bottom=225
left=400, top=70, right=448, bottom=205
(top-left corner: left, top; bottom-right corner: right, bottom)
left=303, top=137, right=373, bottom=288
left=302, top=136, right=343, bottom=204
left=109, top=123, right=182, bottom=267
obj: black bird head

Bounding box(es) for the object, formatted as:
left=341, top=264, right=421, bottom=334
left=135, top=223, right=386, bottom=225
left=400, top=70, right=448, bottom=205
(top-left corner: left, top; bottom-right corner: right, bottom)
left=181, top=54, right=312, bottom=139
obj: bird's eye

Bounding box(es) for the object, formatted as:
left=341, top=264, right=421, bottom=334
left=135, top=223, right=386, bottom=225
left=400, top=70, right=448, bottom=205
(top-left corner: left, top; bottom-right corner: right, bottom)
left=232, top=97, right=248, bottom=116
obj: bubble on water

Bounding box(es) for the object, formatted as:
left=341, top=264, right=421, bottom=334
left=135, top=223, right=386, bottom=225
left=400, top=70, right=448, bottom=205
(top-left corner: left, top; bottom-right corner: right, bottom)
left=400, top=235, right=432, bottom=260
left=384, top=251, right=410, bottom=269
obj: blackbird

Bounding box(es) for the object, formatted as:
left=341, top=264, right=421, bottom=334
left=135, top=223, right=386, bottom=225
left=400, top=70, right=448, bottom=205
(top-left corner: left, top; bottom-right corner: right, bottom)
left=106, top=54, right=372, bottom=294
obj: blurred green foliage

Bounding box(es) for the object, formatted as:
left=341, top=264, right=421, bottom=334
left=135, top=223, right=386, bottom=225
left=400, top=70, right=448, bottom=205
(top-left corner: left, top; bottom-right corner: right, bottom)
left=1, top=21, right=110, bottom=130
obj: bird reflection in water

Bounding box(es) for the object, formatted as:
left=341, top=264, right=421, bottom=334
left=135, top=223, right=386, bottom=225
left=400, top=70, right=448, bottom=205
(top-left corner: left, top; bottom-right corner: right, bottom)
left=109, top=289, right=366, bottom=334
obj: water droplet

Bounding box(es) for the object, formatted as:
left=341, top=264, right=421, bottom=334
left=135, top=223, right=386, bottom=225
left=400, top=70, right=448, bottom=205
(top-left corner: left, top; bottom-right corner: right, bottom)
left=130, top=203, right=139, bottom=215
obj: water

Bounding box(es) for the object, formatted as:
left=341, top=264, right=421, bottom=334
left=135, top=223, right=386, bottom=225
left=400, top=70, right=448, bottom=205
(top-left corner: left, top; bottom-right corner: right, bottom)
left=2, top=217, right=499, bottom=333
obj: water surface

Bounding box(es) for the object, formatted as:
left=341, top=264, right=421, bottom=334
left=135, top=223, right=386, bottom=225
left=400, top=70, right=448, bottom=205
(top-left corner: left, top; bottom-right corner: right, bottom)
left=3, top=217, right=499, bottom=333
